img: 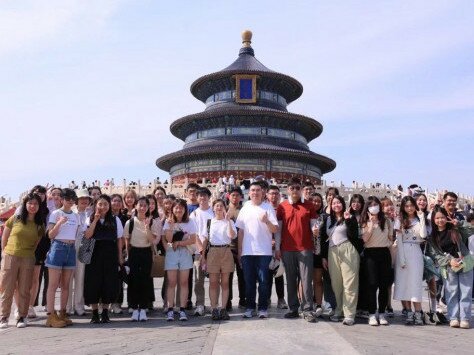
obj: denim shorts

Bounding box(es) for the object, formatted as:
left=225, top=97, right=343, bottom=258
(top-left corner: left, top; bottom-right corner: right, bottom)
left=45, top=240, right=76, bottom=270
left=164, top=247, right=193, bottom=271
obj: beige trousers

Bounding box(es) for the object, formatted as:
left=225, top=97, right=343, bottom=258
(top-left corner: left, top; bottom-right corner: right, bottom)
left=0, top=254, right=35, bottom=318
left=328, top=241, right=360, bottom=320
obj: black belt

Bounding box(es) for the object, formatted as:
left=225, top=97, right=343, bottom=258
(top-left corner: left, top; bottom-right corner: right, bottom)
left=210, top=244, right=230, bottom=248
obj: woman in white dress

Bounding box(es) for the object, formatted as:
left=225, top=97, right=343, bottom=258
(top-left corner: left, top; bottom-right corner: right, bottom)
left=393, top=196, right=427, bottom=325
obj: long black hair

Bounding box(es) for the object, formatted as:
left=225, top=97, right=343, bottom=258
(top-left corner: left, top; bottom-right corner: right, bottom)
left=146, top=194, right=159, bottom=219
left=360, top=196, right=387, bottom=231
left=171, top=199, right=189, bottom=223
left=311, top=192, right=324, bottom=214
left=136, top=196, right=151, bottom=218
left=30, top=185, right=49, bottom=225
left=328, top=195, right=347, bottom=228
left=349, top=194, right=365, bottom=215
left=89, top=194, right=116, bottom=228
left=430, top=205, right=460, bottom=250
left=19, top=193, right=43, bottom=226
left=399, top=195, right=419, bottom=230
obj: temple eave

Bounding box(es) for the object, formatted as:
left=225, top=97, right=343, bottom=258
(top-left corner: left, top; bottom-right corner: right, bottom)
left=156, top=148, right=336, bottom=174
left=169, top=106, right=323, bottom=141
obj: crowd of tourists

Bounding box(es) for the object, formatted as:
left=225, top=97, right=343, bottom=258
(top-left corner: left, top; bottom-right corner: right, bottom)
left=1, top=179, right=473, bottom=331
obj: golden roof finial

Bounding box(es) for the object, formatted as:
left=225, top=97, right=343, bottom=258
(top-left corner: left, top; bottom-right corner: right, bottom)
left=242, top=30, right=252, bottom=48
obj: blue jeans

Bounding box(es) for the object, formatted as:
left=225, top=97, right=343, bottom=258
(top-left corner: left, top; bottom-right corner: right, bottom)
left=45, top=240, right=76, bottom=270
left=241, top=255, right=272, bottom=311
left=443, top=269, right=473, bottom=321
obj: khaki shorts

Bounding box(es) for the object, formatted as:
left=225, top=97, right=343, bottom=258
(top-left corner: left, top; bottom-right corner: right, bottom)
left=207, top=247, right=234, bottom=274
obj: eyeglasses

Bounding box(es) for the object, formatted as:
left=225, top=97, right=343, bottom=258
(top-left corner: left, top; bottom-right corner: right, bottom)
left=288, top=186, right=301, bottom=191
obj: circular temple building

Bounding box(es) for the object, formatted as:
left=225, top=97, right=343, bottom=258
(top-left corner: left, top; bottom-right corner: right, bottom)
left=156, top=31, right=336, bottom=184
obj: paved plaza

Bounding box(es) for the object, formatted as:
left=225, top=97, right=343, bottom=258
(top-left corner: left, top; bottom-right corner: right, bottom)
left=1, top=278, right=472, bottom=355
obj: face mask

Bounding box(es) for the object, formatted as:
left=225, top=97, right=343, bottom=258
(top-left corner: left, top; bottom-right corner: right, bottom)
left=368, top=206, right=380, bottom=215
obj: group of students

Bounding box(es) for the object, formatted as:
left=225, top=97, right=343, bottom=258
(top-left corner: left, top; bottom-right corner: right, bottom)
left=0, top=179, right=473, bottom=331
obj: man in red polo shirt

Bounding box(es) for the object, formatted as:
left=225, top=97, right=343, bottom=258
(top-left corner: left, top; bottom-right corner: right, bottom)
left=275, top=177, right=318, bottom=322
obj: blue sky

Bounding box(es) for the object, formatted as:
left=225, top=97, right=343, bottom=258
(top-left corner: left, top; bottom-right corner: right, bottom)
left=1, top=0, right=473, bottom=201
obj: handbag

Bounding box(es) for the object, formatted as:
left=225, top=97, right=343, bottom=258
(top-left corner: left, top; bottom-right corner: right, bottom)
left=77, top=236, right=95, bottom=264
left=451, top=254, right=474, bottom=273
left=150, top=246, right=165, bottom=278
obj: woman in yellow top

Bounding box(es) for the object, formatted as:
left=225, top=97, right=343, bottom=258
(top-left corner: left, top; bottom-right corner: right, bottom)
left=0, top=193, right=45, bottom=329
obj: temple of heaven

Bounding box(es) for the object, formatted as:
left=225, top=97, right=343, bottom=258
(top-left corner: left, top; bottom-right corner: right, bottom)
left=156, top=30, right=336, bottom=184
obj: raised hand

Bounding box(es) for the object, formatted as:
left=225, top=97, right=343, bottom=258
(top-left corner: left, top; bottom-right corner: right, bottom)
left=343, top=209, right=351, bottom=220
left=57, top=215, right=68, bottom=225
left=447, top=215, right=458, bottom=227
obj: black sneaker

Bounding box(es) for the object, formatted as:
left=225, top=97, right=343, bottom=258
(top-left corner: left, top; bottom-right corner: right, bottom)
left=220, top=309, right=230, bottom=321
left=284, top=310, right=300, bottom=319
left=211, top=308, right=220, bottom=321
left=386, top=307, right=394, bottom=318
left=90, top=311, right=101, bottom=324
left=424, top=312, right=437, bottom=325
left=100, top=309, right=111, bottom=324
left=435, top=312, right=448, bottom=324
left=185, top=300, right=193, bottom=310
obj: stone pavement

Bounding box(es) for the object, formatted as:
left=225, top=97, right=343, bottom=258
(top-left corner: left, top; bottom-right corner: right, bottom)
left=1, top=278, right=473, bottom=354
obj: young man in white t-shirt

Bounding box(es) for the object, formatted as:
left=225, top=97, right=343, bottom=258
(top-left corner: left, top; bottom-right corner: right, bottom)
left=189, top=187, right=214, bottom=316
left=236, top=182, right=278, bottom=319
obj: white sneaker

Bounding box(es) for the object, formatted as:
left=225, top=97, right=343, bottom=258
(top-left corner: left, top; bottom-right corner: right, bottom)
left=16, top=317, right=27, bottom=328
left=166, top=310, right=174, bottom=321
left=139, top=309, right=147, bottom=322
left=243, top=309, right=254, bottom=318
left=75, top=308, right=85, bottom=316
left=314, top=306, right=323, bottom=318
left=111, top=304, right=123, bottom=314
left=368, top=314, right=379, bottom=326
left=258, top=310, right=268, bottom=319
left=342, top=318, right=355, bottom=326
left=194, top=305, right=205, bottom=316
left=379, top=313, right=389, bottom=325
left=0, top=318, right=8, bottom=329
left=27, top=306, right=37, bottom=318
left=179, top=311, right=188, bottom=321
left=131, top=309, right=139, bottom=322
